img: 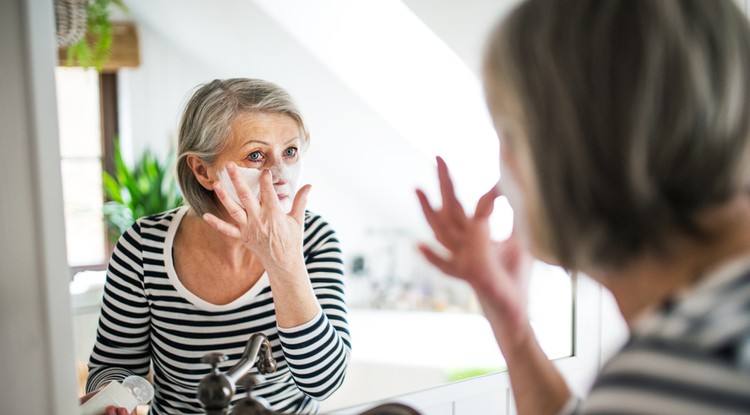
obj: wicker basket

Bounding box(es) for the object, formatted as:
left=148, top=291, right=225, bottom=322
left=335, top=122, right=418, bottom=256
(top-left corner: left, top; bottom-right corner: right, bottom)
left=54, top=0, right=87, bottom=47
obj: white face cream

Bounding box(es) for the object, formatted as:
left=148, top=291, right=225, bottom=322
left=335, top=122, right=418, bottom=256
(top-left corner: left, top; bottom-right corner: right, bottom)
left=218, top=161, right=302, bottom=213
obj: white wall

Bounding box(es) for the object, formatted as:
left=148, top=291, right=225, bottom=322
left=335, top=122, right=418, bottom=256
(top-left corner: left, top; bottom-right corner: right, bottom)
left=121, top=0, right=440, bottom=260
left=0, top=0, right=78, bottom=414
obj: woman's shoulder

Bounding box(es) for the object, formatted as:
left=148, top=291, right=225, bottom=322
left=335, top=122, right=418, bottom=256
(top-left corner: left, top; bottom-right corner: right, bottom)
left=303, top=210, right=340, bottom=246
left=304, top=210, right=333, bottom=231
left=134, top=206, right=184, bottom=232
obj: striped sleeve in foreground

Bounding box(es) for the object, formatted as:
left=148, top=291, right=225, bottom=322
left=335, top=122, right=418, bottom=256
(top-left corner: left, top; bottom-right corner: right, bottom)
left=278, top=311, right=350, bottom=399
left=584, top=344, right=750, bottom=415
left=276, top=212, right=351, bottom=400
left=86, top=222, right=152, bottom=392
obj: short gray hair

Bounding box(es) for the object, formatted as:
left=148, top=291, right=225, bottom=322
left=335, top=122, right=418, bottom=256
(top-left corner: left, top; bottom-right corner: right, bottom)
left=176, top=78, right=310, bottom=216
left=484, top=0, right=750, bottom=269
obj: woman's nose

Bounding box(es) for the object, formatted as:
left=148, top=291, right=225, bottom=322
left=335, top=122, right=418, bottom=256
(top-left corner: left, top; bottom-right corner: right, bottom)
left=269, top=166, right=288, bottom=186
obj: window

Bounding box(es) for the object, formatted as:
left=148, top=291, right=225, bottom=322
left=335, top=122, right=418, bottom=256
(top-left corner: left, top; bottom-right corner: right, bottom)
left=55, top=67, right=118, bottom=276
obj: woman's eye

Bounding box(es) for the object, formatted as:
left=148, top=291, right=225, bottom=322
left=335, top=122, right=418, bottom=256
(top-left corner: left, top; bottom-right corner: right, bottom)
left=284, top=147, right=298, bottom=157
left=247, top=151, right=264, bottom=162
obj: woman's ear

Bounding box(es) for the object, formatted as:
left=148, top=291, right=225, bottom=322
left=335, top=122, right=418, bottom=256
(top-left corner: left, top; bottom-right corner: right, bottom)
left=187, top=155, right=214, bottom=190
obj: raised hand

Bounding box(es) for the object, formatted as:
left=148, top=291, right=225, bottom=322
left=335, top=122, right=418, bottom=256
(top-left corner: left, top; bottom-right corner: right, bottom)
left=203, top=162, right=312, bottom=272
left=416, top=157, right=532, bottom=338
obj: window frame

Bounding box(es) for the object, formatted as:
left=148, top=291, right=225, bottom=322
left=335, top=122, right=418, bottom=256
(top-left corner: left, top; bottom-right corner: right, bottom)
left=64, top=71, right=119, bottom=278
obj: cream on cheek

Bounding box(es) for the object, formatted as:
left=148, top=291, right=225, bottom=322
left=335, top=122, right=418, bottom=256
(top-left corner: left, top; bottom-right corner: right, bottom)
left=217, top=160, right=302, bottom=213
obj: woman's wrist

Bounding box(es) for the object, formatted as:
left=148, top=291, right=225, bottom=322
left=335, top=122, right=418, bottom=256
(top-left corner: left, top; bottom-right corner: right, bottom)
left=263, top=255, right=306, bottom=279
left=265, top=257, right=320, bottom=327
left=476, top=292, right=533, bottom=353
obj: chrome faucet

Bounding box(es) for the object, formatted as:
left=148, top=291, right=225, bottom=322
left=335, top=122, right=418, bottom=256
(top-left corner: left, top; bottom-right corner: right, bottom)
left=197, top=333, right=277, bottom=415
left=197, top=332, right=421, bottom=415
left=227, top=333, right=277, bottom=384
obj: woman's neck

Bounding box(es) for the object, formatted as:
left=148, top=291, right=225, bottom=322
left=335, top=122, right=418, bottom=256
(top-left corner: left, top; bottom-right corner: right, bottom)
left=181, top=207, right=259, bottom=272
left=592, top=195, right=750, bottom=325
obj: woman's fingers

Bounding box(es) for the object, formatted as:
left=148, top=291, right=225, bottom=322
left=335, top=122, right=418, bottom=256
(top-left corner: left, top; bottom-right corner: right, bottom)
left=213, top=182, right=249, bottom=226
left=417, top=244, right=458, bottom=277
left=104, top=406, right=127, bottom=415
left=202, top=212, right=242, bottom=238
left=475, top=183, right=501, bottom=219
left=258, top=169, right=281, bottom=212
left=436, top=157, right=467, bottom=224
left=290, top=184, right=312, bottom=223
left=416, top=188, right=441, bottom=231
left=416, top=188, right=462, bottom=250
left=225, top=163, right=258, bottom=222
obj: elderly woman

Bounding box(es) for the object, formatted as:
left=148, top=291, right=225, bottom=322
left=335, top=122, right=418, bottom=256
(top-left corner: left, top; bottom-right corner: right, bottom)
left=85, top=78, right=350, bottom=414
left=418, top=0, right=750, bottom=414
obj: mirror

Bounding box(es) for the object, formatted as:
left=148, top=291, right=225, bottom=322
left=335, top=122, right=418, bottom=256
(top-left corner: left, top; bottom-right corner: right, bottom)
left=61, top=0, right=574, bottom=412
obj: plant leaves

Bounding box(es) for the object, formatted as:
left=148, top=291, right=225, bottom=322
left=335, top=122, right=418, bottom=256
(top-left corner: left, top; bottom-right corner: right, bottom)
left=64, top=0, right=126, bottom=71
left=102, top=139, right=183, bottom=243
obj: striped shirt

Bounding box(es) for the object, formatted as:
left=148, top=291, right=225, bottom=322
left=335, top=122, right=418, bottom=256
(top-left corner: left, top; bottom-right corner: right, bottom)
left=86, top=206, right=351, bottom=414
left=579, top=257, right=750, bottom=415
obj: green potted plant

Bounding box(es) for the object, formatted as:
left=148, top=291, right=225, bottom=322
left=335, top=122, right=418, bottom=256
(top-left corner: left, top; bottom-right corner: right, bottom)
left=102, top=140, right=183, bottom=242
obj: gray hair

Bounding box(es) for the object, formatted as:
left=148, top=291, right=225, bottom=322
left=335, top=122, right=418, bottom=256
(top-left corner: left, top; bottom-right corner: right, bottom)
left=176, top=78, right=310, bottom=216
left=484, top=0, right=750, bottom=270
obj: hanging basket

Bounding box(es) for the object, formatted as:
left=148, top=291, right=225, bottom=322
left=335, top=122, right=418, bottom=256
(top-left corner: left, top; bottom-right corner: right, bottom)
left=55, top=0, right=88, bottom=47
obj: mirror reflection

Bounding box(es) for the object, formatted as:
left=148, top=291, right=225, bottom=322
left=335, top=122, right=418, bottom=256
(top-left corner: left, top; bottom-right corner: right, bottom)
left=60, top=0, right=573, bottom=412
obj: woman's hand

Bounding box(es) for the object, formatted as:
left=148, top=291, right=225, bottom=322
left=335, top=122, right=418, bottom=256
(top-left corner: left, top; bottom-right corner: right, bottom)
left=104, top=407, right=133, bottom=415
left=205, top=162, right=319, bottom=327
left=79, top=391, right=133, bottom=415
left=203, top=162, right=312, bottom=272
left=418, top=158, right=571, bottom=415
left=416, top=157, right=533, bottom=343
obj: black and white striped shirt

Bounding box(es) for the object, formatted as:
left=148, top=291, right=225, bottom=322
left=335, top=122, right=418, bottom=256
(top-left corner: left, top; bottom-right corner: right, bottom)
left=86, top=207, right=351, bottom=414
left=580, top=257, right=750, bottom=415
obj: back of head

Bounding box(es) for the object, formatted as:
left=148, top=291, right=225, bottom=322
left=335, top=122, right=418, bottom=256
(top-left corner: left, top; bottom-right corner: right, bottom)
left=484, top=0, right=750, bottom=270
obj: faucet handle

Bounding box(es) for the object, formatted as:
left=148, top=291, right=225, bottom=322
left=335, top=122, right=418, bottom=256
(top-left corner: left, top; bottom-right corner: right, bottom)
left=230, top=374, right=272, bottom=415
left=256, top=343, right=277, bottom=375
left=202, top=352, right=228, bottom=370
left=256, top=354, right=277, bottom=375
left=198, top=352, right=233, bottom=412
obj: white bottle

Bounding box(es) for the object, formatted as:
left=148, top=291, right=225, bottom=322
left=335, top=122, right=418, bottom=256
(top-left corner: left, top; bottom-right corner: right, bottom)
left=79, top=376, right=154, bottom=415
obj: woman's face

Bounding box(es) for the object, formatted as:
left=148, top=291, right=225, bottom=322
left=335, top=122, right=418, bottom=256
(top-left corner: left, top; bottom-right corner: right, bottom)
left=212, top=112, right=302, bottom=205
left=498, top=125, right=558, bottom=264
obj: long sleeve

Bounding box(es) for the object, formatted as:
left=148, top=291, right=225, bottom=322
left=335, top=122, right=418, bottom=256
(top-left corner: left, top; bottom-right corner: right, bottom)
left=277, top=213, right=351, bottom=400
left=86, top=222, right=152, bottom=392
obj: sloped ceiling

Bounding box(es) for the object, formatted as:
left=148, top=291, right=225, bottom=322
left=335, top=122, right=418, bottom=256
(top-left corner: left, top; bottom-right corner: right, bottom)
left=402, top=0, right=521, bottom=76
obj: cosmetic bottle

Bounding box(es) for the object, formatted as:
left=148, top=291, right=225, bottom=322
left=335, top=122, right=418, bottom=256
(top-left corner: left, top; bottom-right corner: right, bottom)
left=79, top=375, right=153, bottom=415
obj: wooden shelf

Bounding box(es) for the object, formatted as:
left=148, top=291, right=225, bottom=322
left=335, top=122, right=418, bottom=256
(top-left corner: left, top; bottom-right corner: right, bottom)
left=58, top=21, right=140, bottom=72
